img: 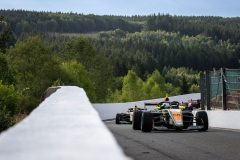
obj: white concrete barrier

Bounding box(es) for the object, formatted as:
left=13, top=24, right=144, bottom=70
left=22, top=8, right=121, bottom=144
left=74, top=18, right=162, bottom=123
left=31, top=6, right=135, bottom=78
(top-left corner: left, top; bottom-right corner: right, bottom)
left=93, top=93, right=200, bottom=120
left=207, top=111, right=240, bottom=130
left=0, top=86, right=129, bottom=160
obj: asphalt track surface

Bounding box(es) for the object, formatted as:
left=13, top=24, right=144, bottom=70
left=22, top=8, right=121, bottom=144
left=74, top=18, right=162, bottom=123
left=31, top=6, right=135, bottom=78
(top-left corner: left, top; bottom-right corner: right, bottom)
left=105, top=121, right=240, bottom=160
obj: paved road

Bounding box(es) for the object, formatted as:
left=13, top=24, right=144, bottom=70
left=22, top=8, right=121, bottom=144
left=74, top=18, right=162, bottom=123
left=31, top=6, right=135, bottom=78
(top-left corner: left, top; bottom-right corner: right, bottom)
left=105, top=121, right=240, bottom=160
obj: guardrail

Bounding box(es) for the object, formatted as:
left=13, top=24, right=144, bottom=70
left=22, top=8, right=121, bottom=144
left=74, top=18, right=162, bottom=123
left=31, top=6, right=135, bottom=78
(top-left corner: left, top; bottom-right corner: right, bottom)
left=0, top=86, right=129, bottom=160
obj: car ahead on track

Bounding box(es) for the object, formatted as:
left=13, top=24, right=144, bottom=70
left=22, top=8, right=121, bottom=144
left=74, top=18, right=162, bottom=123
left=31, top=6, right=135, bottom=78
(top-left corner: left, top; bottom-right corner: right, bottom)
left=180, top=99, right=201, bottom=110
left=116, top=106, right=144, bottom=124
left=132, top=101, right=208, bottom=132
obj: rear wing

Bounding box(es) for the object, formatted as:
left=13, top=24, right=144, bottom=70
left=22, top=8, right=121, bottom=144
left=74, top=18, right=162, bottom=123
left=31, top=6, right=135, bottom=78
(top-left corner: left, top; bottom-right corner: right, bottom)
left=188, top=99, right=200, bottom=103
left=180, top=99, right=200, bottom=109
left=144, top=102, right=160, bottom=109
left=144, top=102, right=159, bottom=106
left=128, top=107, right=144, bottom=112
left=144, top=101, right=180, bottom=109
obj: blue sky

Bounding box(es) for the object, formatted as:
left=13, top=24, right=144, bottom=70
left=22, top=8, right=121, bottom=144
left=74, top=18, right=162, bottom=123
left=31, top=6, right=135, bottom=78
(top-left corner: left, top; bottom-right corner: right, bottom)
left=1, top=0, right=240, bottom=17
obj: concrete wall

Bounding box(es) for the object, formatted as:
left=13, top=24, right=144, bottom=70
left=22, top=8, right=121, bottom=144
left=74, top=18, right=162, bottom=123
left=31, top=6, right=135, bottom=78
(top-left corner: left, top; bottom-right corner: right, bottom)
left=207, top=111, right=240, bottom=129
left=0, top=86, right=129, bottom=160
left=93, top=93, right=240, bottom=130
left=93, top=93, right=200, bottom=120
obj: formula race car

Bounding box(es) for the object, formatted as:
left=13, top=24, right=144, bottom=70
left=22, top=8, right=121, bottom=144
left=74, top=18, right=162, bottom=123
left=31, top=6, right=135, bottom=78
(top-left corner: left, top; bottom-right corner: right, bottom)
left=179, top=99, right=201, bottom=110
left=132, top=101, right=208, bottom=132
left=116, top=106, right=144, bottom=124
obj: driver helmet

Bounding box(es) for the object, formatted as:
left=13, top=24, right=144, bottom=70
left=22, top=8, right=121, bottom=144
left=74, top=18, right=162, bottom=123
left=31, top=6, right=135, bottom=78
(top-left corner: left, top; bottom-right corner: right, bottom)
left=164, top=96, right=169, bottom=101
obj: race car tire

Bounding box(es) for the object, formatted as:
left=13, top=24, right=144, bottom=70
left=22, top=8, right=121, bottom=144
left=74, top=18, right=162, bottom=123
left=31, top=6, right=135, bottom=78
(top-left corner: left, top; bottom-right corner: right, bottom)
left=116, top=113, right=121, bottom=124
left=182, top=111, right=193, bottom=129
left=196, top=111, right=208, bottom=131
left=141, top=112, right=153, bottom=132
left=133, top=111, right=142, bottom=130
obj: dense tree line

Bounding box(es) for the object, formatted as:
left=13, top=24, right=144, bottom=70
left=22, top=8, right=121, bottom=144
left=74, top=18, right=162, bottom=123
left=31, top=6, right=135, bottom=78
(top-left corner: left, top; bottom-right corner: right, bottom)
left=1, top=10, right=240, bottom=43
left=2, top=10, right=240, bottom=44
left=0, top=16, right=16, bottom=53
left=146, top=14, right=240, bottom=44
left=0, top=9, right=142, bottom=36
left=0, top=35, right=115, bottom=131
left=107, top=67, right=200, bottom=102
left=107, top=70, right=181, bottom=102
left=162, top=67, right=200, bottom=94
left=93, top=29, right=240, bottom=77
left=0, top=16, right=116, bottom=130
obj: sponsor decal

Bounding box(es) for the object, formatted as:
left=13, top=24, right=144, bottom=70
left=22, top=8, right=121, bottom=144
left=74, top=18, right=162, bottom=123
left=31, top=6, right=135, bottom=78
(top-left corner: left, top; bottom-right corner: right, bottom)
left=171, top=110, right=183, bottom=125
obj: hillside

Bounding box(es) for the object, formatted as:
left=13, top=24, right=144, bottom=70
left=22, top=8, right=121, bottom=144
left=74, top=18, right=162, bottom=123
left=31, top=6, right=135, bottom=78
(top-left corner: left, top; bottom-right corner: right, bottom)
left=1, top=9, right=240, bottom=130
left=1, top=10, right=240, bottom=43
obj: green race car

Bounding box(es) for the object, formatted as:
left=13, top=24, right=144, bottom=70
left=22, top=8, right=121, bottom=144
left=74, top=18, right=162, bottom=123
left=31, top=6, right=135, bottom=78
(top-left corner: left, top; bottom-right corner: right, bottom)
left=132, top=101, right=208, bottom=132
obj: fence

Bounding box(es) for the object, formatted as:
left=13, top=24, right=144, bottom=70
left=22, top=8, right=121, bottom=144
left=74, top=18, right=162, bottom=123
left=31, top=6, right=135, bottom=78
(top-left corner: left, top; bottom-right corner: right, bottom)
left=200, top=68, right=240, bottom=110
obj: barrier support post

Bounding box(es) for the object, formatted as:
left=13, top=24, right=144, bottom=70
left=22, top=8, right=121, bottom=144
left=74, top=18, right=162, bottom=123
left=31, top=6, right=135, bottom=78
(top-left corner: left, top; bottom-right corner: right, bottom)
left=221, top=68, right=227, bottom=110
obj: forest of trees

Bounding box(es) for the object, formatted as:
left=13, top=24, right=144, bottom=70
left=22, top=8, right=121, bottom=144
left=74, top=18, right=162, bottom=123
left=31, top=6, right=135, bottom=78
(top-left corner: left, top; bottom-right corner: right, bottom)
left=146, top=14, right=240, bottom=44
left=0, top=10, right=240, bottom=131
left=1, top=10, right=240, bottom=43
left=94, top=29, right=240, bottom=76
left=0, top=10, right=142, bottom=35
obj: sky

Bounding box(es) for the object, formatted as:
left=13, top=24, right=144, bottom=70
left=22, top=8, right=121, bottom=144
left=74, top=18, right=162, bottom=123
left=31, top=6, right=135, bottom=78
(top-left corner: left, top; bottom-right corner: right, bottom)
left=1, top=0, right=240, bottom=17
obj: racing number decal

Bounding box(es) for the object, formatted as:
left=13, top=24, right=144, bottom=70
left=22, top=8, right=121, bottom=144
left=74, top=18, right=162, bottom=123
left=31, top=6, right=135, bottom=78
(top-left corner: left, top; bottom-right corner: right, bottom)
left=172, top=112, right=182, bottom=124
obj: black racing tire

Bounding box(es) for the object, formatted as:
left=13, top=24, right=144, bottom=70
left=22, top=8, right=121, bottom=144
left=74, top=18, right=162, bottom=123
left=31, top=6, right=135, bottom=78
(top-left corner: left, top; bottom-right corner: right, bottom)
left=132, top=111, right=142, bottom=130
left=115, top=113, right=121, bottom=124
left=182, top=111, right=194, bottom=129
left=141, top=112, right=153, bottom=132
left=196, top=111, right=208, bottom=131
